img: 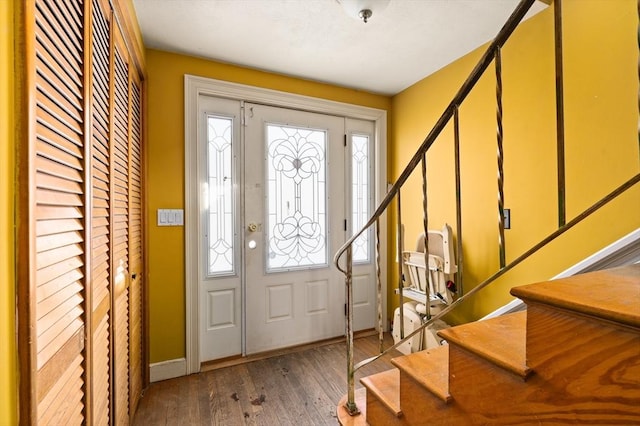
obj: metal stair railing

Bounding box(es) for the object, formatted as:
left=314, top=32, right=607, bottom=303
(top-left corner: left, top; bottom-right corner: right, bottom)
left=333, top=0, right=640, bottom=416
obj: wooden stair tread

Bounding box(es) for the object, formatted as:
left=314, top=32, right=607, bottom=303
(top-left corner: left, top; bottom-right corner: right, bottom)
left=360, top=369, right=402, bottom=417
left=337, top=388, right=368, bottom=426
left=391, top=345, right=451, bottom=403
left=511, top=265, right=640, bottom=328
left=438, top=311, right=531, bottom=379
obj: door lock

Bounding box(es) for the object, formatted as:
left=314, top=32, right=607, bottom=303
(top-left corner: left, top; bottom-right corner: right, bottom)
left=247, top=222, right=258, bottom=232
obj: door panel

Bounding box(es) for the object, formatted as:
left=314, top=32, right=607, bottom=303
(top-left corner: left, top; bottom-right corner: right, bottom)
left=346, top=118, right=377, bottom=331
left=198, top=97, right=242, bottom=362
left=128, top=72, right=144, bottom=416
left=90, top=0, right=112, bottom=423
left=112, top=27, right=130, bottom=426
left=244, top=104, right=346, bottom=354
left=32, top=0, right=86, bottom=423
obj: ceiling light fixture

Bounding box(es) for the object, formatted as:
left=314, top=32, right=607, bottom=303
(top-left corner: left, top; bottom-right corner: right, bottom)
left=337, top=0, right=390, bottom=24
left=358, top=9, right=373, bottom=23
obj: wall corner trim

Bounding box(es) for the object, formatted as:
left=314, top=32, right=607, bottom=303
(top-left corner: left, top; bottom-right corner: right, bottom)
left=149, top=358, right=187, bottom=383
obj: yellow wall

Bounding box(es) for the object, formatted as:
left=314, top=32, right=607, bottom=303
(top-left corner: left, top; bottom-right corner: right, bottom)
left=1, top=0, right=17, bottom=423
left=390, top=0, right=640, bottom=323
left=145, top=49, right=391, bottom=362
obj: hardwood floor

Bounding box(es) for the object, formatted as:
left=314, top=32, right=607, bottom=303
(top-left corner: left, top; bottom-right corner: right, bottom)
left=133, top=333, right=400, bottom=425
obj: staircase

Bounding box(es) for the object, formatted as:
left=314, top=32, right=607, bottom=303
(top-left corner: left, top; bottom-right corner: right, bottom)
left=337, top=264, right=640, bottom=425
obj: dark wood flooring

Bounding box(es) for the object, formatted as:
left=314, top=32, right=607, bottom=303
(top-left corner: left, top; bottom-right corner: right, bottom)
left=133, top=333, right=401, bottom=425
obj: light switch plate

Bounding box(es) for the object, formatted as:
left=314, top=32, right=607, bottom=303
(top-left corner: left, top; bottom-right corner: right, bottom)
left=158, top=209, right=184, bottom=226
left=504, top=208, right=511, bottom=229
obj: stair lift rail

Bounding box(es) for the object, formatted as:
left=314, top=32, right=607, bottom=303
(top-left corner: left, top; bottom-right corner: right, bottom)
left=334, top=0, right=640, bottom=417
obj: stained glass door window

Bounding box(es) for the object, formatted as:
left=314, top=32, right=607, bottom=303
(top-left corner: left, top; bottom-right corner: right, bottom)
left=266, top=124, right=327, bottom=270
left=206, top=115, right=235, bottom=275
left=351, top=134, right=371, bottom=263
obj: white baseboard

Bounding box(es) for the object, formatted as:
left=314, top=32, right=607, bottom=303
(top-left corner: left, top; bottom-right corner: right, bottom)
left=482, top=227, right=640, bottom=320
left=552, top=228, right=640, bottom=278
left=149, top=358, right=187, bottom=383
left=481, top=298, right=526, bottom=319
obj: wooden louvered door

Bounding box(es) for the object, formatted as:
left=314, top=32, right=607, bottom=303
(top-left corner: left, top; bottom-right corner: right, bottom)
left=90, top=0, right=112, bottom=424
left=26, top=0, right=88, bottom=423
left=18, top=0, right=145, bottom=424
left=128, top=72, right=144, bottom=416
left=112, top=25, right=132, bottom=426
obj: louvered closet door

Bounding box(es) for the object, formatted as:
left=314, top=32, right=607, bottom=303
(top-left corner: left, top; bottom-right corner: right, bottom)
left=90, top=0, right=112, bottom=424
left=21, top=0, right=146, bottom=423
left=128, top=73, right=144, bottom=415
left=32, top=0, right=86, bottom=423
left=112, top=26, right=131, bottom=426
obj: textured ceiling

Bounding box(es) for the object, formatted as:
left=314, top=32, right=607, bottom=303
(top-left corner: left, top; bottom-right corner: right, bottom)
left=133, top=0, right=547, bottom=95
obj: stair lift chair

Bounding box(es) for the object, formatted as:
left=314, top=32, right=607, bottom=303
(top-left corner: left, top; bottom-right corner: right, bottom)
left=404, top=223, right=457, bottom=311
left=393, top=223, right=458, bottom=353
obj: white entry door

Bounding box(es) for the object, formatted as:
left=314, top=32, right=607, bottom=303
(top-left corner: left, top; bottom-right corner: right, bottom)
left=244, top=104, right=347, bottom=354
left=198, top=96, right=378, bottom=362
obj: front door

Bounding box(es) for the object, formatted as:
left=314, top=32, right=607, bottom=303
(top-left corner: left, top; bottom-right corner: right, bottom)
left=198, top=97, right=378, bottom=362
left=243, top=103, right=346, bottom=354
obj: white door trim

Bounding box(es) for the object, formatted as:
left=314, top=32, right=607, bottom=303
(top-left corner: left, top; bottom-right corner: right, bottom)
left=184, top=74, right=388, bottom=374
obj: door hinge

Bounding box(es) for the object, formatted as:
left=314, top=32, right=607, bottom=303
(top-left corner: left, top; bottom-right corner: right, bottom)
left=344, top=219, right=347, bottom=231
left=344, top=303, right=347, bottom=316
left=344, top=134, right=347, bottom=147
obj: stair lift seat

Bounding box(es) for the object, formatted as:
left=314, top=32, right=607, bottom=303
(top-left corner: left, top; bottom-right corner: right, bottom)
left=393, top=224, right=457, bottom=354
left=403, top=223, right=457, bottom=313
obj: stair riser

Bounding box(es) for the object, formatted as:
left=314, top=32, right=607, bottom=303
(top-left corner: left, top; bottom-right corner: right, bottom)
left=437, top=311, right=529, bottom=378
left=399, top=373, right=467, bottom=425
left=365, top=396, right=405, bottom=426
left=525, top=303, right=640, bottom=422
left=360, top=368, right=401, bottom=419
left=448, top=344, right=532, bottom=424
left=391, top=345, right=451, bottom=403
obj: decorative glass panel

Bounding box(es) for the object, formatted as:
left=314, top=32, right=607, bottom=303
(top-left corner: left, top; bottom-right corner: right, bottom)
left=352, top=134, right=370, bottom=263
left=266, top=124, right=327, bottom=270
left=207, top=115, right=234, bottom=275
